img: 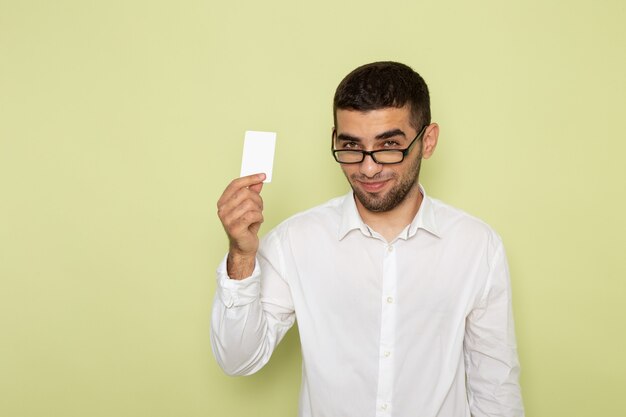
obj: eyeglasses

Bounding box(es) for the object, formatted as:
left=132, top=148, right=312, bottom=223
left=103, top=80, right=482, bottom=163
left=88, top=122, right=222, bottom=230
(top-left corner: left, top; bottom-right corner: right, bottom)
left=331, top=125, right=428, bottom=164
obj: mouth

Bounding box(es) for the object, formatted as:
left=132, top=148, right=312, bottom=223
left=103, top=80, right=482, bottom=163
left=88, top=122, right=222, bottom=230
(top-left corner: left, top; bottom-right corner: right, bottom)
left=355, top=178, right=390, bottom=193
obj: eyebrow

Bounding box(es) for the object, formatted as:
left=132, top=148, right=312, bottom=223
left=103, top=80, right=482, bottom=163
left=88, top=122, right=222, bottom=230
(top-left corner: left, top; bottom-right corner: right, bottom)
left=336, top=129, right=407, bottom=142
left=375, top=129, right=406, bottom=140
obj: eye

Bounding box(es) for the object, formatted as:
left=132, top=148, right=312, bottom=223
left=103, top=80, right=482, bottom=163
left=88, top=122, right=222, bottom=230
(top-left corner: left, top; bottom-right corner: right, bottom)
left=341, top=141, right=360, bottom=149
left=383, top=140, right=401, bottom=148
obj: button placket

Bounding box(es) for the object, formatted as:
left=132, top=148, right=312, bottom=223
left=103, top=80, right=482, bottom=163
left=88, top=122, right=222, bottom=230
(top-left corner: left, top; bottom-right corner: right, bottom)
left=376, top=241, right=397, bottom=416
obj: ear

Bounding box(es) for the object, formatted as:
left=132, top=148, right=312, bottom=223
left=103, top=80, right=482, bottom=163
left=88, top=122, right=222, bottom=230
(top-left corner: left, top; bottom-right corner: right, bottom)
left=421, top=123, right=439, bottom=159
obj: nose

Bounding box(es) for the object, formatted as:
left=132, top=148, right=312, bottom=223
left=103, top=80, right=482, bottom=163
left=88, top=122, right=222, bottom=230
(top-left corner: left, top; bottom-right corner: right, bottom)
left=359, top=153, right=383, bottom=178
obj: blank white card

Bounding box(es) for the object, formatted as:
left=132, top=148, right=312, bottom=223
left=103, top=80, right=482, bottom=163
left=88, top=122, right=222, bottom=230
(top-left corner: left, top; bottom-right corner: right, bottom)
left=240, top=131, right=276, bottom=183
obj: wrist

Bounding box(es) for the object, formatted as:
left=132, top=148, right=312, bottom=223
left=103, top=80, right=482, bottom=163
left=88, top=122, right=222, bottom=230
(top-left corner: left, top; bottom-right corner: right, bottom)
left=226, top=250, right=256, bottom=280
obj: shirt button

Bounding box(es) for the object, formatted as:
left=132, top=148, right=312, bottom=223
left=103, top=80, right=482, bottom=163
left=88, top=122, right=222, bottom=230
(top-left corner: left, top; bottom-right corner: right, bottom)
left=386, top=296, right=394, bottom=304
left=384, top=351, right=391, bottom=357
left=387, top=245, right=394, bottom=252
left=381, top=403, right=388, bottom=410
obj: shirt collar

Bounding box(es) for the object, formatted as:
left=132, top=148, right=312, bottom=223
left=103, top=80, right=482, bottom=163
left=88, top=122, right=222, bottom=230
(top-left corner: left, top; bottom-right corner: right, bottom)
left=338, top=185, right=441, bottom=241
left=405, top=185, right=440, bottom=239
left=338, top=191, right=371, bottom=240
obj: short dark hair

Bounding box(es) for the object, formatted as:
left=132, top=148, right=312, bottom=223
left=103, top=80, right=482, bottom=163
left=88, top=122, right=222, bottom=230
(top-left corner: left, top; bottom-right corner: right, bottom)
left=333, top=61, right=431, bottom=130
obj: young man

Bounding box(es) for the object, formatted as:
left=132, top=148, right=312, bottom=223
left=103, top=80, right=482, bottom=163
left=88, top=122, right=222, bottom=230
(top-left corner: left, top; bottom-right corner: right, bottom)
left=212, top=61, right=524, bottom=417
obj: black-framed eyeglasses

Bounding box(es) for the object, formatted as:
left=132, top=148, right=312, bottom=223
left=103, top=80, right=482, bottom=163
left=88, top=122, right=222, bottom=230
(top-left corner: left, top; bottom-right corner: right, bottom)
left=331, top=124, right=428, bottom=164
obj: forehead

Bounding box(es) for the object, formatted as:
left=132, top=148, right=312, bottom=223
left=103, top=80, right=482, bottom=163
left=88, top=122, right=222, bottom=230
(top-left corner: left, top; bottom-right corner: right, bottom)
left=335, top=106, right=413, bottom=135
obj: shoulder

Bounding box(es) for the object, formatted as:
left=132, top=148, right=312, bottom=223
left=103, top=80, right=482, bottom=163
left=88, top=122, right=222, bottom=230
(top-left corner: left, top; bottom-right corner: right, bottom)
left=262, top=194, right=347, bottom=242
left=428, top=196, right=503, bottom=250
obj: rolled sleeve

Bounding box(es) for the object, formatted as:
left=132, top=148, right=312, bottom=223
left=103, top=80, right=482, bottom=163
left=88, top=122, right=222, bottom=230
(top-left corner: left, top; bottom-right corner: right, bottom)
left=215, top=256, right=262, bottom=308
left=210, top=230, right=296, bottom=376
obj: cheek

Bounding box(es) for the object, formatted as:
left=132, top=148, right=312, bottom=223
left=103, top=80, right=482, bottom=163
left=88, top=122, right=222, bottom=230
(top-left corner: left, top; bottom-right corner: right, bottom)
left=340, top=165, right=356, bottom=178
left=381, top=166, right=401, bottom=178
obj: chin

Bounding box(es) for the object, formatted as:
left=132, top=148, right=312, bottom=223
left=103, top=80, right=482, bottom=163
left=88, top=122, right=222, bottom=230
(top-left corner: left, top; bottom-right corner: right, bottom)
left=350, top=175, right=419, bottom=213
left=353, top=189, right=396, bottom=212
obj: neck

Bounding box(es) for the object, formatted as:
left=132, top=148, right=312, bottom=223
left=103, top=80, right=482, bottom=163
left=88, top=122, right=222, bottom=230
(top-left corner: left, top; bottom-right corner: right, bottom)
left=355, top=185, right=423, bottom=243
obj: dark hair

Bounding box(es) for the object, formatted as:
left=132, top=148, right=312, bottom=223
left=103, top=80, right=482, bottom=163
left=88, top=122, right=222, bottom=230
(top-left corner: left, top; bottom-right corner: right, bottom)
left=333, top=61, right=431, bottom=130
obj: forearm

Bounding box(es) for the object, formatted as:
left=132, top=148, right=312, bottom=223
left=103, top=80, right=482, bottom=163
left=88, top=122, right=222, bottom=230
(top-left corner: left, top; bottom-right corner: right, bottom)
left=465, top=244, right=524, bottom=416
left=210, top=252, right=295, bottom=376
left=210, top=291, right=275, bottom=376
left=464, top=341, right=523, bottom=416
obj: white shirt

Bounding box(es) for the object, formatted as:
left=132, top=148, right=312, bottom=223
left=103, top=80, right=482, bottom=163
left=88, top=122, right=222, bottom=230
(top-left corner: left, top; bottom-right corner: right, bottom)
left=211, top=187, right=524, bottom=417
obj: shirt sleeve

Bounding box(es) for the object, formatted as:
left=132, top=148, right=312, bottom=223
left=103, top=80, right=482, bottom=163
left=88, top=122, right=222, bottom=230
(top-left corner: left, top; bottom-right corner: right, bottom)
left=464, top=243, right=525, bottom=417
left=210, top=231, right=296, bottom=376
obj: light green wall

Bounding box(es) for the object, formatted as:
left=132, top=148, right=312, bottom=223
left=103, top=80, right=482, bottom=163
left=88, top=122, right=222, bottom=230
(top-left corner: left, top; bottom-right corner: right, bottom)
left=1, top=0, right=625, bottom=416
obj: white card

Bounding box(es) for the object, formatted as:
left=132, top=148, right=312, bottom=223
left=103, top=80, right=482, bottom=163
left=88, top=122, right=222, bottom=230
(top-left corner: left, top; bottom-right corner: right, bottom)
left=240, top=131, right=276, bottom=183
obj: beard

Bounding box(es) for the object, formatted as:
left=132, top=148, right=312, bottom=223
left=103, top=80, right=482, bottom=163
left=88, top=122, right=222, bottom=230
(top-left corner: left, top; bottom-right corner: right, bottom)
left=348, top=156, right=422, bottom=212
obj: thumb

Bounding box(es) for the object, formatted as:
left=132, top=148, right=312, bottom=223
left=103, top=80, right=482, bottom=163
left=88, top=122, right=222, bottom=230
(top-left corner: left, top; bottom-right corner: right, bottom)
left=249, top=181, right=264, bottom=194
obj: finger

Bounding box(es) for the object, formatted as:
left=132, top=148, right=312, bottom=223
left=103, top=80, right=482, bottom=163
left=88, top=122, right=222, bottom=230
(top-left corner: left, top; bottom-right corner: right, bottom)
left=218, top=174, right=265, bottom=208
left=225, top=173, right=266, bottom=196
left=249, top=181, right=264, bottom=194
left=222, top=199, right=263, bottom=230
left=218, top=188, right=264, bottom=219
left=227, top=210, right=264, bottom=237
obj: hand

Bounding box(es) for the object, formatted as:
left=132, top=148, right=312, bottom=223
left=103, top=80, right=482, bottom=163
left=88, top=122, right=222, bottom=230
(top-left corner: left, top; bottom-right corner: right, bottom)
left=217, top=173, right=266, bottom=279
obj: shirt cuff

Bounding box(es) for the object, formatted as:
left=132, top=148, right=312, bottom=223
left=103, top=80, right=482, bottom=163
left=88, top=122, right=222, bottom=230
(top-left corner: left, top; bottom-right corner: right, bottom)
left=215, top=255, right=261, bottom=308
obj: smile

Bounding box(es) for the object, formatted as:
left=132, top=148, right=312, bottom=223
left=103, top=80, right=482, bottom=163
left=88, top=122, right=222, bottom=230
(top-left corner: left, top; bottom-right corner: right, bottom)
left=356, top=179, right=390, bottom=193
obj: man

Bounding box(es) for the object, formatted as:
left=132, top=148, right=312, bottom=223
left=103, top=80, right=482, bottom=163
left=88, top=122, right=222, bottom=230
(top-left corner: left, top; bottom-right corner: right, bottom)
left=211, top=61, right=524, bottom=417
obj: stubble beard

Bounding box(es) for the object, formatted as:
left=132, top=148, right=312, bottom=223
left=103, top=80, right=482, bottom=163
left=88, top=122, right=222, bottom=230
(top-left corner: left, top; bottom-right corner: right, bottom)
left=348, top=156, right=422, bottom=213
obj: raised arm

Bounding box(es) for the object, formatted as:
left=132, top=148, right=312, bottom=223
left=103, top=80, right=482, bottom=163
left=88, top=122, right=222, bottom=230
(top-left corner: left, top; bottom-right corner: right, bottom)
left=211, top=173, right=295, bottom=375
